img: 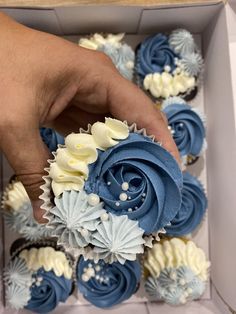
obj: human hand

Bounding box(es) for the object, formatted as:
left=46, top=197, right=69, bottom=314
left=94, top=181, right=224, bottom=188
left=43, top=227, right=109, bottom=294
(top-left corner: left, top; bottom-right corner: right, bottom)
left=0, top=13, right=180, bottom=222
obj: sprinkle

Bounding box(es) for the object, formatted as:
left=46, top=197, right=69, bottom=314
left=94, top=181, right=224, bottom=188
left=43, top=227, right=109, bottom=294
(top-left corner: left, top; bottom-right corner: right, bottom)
left=126, top=61, right=134, bottom=69
left=37, top=277, right=43, bottom=282
left=187, top=287, right=193, bottom=294
left=95, top=265, right=101, bottom=272
left=88, top=263, right=92, bottom=268
left=164, top=65, right=171, bottom=73
left=107, top=182, right=111, bottom=186
left=179, top=123, right=184, bottom=127
left=141, top=198, right=145, bottom=202
left=88, top=194, right=100, bottom=206
left=95, top=275, right=100, bottom=280
left=142, top=193, right=146, bottom=197
left=121, top=182, right=129, bottom=191
left=36, top=281, right=41, bottom=287
left=81, top=228, right=89, bottom=237
left=128, top=196, right=131, bottom=200
left=170, top=272, right=177, bottom=281
left=128, top=208, right=133, bottom=212
left=119, top=193, right=128, bottom=201
left=115, top=202, right=120, bottom=207
left=86, top=268, right=95, bottom=277
left=135, top=206, right=138, bottom=210
left=179, top=279, right=186, bottom=286
left=82, top=274, right=90, bottom=282
left=101, top=213, right=109, bottom=221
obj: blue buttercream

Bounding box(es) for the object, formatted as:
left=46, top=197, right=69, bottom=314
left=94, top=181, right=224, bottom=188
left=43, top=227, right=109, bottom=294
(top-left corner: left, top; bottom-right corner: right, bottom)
left=77, top=258, right=141, bottom=308
left=26, top=268, right=72, bottom=313
left=166, top=172, right=207, bottom=236
left=40, top=127, right=64, bottom=152
left=136, top=34, right=178, bottom=79
left=85, top=132, right=182, bottom=234
left=163, top=103, right=205, bottom=157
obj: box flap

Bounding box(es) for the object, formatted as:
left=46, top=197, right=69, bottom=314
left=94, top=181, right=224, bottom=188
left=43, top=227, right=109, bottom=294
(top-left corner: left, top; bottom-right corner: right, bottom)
left=0, top=0, right=227, bottom=9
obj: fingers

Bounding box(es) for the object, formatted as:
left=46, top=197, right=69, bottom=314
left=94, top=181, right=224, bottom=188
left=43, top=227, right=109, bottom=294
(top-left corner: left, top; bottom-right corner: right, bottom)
left=108, top=76, right=181, bottom=165
left=1, top=118, right=49, bottom=223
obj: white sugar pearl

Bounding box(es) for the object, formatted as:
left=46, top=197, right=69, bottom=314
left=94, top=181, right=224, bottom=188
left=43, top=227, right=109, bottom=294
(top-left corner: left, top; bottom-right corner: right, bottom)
left=37, top=277, right=43, bottom=282
left=179, top=123, right=184, bottom=127
left=175, top=67, right=181, bottom=74
left=88, top=263, right=92, bottom=268
left=170, top=272, right=177, bottom=281
left=164, top=65, right=171, bottom=73
left=115, top=202, right=120, bottom=207
left=121, top=182, right=129, bottom=191
left=88, top=194, right=100, bottom=206
left=107, top=181, right=111, bottom=186
left=128, top=196, right=131, bottom=200
left=187, top=287, right=193, bottom=294
left=126, top=61, right=134, bottom=69
left=119, top=193, right=128, bottom=201
left=81, top=228, right=89, bottom=237
left=95, top=275, right=100, bottom=280
left=82, top=274, right=90, bottom=282
left=101, top=213, right=109, bottom=221
left=128, top=208, right=133, bottom=212
left=36, top=281, right=41, bottom=287
left=86, top=268, right=95, bottom=277
left=95, top=265, right=101, bottom=272
left=179, top=279, right=186, bottom=286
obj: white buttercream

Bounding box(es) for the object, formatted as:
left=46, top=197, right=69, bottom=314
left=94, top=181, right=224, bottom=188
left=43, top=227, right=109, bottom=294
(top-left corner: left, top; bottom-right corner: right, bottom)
left=4, top=182, right=29, bottom=212
left=79, top=33, right=124, bottom=50
left=19, top=247, right=72, bottom=279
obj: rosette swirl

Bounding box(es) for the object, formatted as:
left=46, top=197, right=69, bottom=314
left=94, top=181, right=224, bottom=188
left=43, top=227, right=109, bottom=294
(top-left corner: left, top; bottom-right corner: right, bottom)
left=85, top=132, right=182, bottom=234
left=26, top=268, right=72, bottom=313
left=77, top=257, right=141, bottom=308
left=163, top=103, right=205, bottom=157
left=166, top=172, right=207, bottom=236
left=136, top=34, right=178, bottom=79
left=40, top=127, right=64, bottom=152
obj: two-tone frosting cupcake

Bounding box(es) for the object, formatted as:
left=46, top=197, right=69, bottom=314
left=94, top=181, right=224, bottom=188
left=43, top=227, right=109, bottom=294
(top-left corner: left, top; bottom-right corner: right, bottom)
left=41, top=118, right=183, bottom=263
left=76, top=257, right=141, bottom=308
left=144, top=238, right=210, bottom=305
left=1, top=181, right=51, bottom=241
left=136, top=29, right=203, bottom=100
left=79, top=33, right=135, bottom=81
left=4, top=240, right=74, bottom=313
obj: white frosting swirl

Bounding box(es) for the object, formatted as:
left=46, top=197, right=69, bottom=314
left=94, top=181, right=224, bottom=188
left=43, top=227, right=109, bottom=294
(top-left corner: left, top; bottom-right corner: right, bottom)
left=4, top=182, right=29, bottom=212
left=144, top=238, right=210, bottom=281
left=144, top=71, right=195, bottom=99
left=19, top=247, right=72, bottom=279
left=79, top=33, right=124, bottom=50
left=50, top=118, right=129, bottom=197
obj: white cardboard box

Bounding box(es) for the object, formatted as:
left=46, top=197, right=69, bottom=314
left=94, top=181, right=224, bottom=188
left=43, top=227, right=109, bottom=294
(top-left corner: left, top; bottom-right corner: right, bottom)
left=0, top=1, right=236, bottom=313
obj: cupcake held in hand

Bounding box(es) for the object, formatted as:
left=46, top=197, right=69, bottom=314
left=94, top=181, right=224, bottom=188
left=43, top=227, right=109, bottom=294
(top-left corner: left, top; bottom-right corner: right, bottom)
left=4, top=241, right=74, bottom=313
left=166, top=172, right=207, bottom=236
left=79, top=33, right=135, bottom=81
left=144, top=238, right=210, bottom=305
left=76, top=257, right=141, bottom=308
left=162, top=98, right=206, bottom=164
left=136, top=29, right=203, bottom=100
left=42, top=118, right=183, bottom=264
left=1, top=181, right=51, bottom=240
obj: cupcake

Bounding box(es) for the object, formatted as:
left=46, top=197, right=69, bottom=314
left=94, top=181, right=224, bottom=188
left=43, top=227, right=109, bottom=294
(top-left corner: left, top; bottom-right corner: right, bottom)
left=4, top=240, right=74, bottom=313
left=136, top=29, right=203, bottom=100
left=76, top=257, right=140, bottom=308
left=41, top=118, right=183, bottom=263
left=165, top=172, right=207, bottom=236
left=144, top=238, right=210, bottom=305
left=79, top=33, right=135, bottom=80
left=40, top=127, right=64, bottom=152
left=1, top=181, right=51, bottom=240
left=162, top=97, right=206, bottom=164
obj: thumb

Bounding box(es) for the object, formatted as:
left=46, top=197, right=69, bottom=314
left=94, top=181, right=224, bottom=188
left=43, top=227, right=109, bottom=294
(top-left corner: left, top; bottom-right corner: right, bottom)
left=1, top=122, right=50, bottom=223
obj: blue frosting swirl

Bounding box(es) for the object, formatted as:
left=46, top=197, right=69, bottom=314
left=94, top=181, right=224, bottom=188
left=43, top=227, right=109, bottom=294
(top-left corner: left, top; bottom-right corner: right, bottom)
left=77, top=257, right=141, bottom=308
left=163, top=104, right=205, bottom=157
left=136, top=34, right=178, bottom=79
left=166, top=172, right=207, bottom=236
left=85, top=133, right=182, bottom=234
left=26, top=268, right=72, bottom=313
left=40, top=127, right=64, bottom=152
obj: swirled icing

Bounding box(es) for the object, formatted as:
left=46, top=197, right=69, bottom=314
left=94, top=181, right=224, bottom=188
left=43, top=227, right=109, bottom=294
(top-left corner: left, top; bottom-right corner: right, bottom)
left=50, top=118, right=129, bottom=197
left=144, top=238, right=210, bottom=281
left=136, top=34, right=178, bottom=79
left=85, top=132, right=182, bottom=234
left=19, top=247, right=72, bottom=279
left=169, top=29, right=195, bottom=56
left=79, top=33, right=124, bottom=50
left=3, top=181, right=29, bottom=212
left=166, top=172, right=207, bottom=236
left=47, top=190, right=106, bottom=248
left=91, top=213, right=145, bottom=264
left=77, top=257, right=141, bottom=308
left=144, top=71, right=195, bottom=99
left=162, top=103, right=205, bottom=157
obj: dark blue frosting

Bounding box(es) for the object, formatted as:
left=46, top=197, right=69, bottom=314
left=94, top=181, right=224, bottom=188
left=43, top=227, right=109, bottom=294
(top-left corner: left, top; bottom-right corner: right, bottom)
left=136, top=34, right=178, bottom=79
left=26, top=268, right=72, bottom=313
left=163, top=103, right=205, bottom=157
left=40, top=127, right=64, bottom=152
left=85, top=132, right=182, bottom=234
left=77, top=258, right=141, bottom=308
left=166, top=172, right=207, bottom=236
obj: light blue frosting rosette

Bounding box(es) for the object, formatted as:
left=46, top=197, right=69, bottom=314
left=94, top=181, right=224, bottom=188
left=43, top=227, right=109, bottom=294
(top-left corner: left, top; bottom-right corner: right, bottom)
left=163, top=103, right=206, bottom=158
left=166, top=172, right=207, bottom=236
left=85, top=132, right=183, bottom=234
left=136, top=34, right=178, bottom=80
left=77, top=257, right=141, bottom=308
left=40, top=127, right=64, bottom=152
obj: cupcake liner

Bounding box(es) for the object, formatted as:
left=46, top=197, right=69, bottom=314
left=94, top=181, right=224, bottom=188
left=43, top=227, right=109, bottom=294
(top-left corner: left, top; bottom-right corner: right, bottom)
left=40, top=121, right=177, bottom=259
